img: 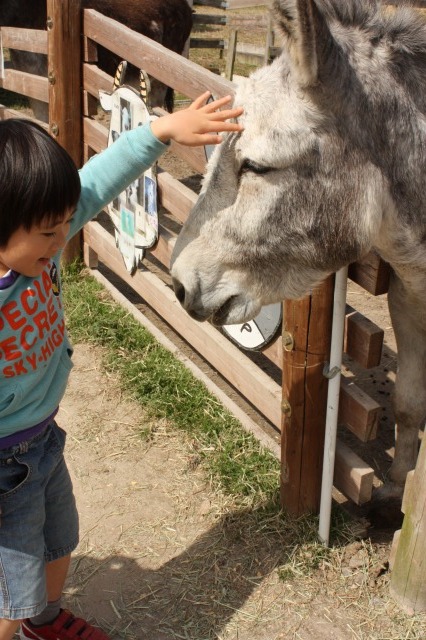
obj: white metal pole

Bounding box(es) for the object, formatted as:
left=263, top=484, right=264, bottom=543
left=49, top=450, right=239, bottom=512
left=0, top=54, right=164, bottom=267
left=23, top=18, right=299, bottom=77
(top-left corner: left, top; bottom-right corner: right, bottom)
left=318, top=266, right=348, bottom=546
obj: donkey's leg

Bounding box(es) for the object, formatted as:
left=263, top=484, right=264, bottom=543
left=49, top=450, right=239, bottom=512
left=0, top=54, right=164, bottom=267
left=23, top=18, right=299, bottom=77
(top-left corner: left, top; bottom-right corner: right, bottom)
left=387, top=272, right=426, bottom=486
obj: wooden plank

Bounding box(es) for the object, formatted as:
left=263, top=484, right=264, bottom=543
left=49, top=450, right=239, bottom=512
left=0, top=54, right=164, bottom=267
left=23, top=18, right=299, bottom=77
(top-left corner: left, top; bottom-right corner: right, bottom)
left=192, top=14, right=227, bottom=26
left=1, top=27, right=47, bottom=54
left=0, top=106, right=48, bottom=130
left=83, top=34, right=99, bottom=64
left=0, top=69, right=48, bottom=102
left=189, top=38, right=225, bottom=49
left=390, top=434, right=426, bottom=614
left=84, top=221, right=283, bottom=427
left=157, top=171, right=197, bottom=224
left=83, top=116, right=108, bottom=153
left=339, top=378, right=380, bottom=442
left=149, top=223, right=176, bottom=267
left=389, top=529, right=401, bottom=571
left=84, top=9, right=235, bottom=100
left=227, top=15, right=270, bottom=29
left=225, top=43, right=281, bottom=66
left=261, top=333, right=282, bottom=368
left=334, top=440, right=374, bottom=505
left=345, top=305, right=384, bottom=369
left=83, top=91, right=98, bottom=118
left=225, top=29, right=238, bottom=80
left=194, top=0, right=227, bottom=7
left=281, top=276, right=334, bottom=515
left=348, top=251, right=391, bottom=295
left=401, top=469, right=415, bottom=515
left=83, top=242, right=99, bottom=269
left=226, top=0, right=271, bottom=8
left=83, top=62, right=112, bottom=97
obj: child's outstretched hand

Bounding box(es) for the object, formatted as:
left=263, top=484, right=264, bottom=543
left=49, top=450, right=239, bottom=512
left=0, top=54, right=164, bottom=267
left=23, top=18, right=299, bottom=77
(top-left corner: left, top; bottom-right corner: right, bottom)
left=151, top=91, right=244, bottom=147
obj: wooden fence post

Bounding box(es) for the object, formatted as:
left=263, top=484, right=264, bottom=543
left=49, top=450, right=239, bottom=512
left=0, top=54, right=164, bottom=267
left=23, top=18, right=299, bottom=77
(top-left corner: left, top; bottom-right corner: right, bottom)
left=390, top=433, right=426, bottom=614
left=183, top=0, right=194, bottom=58
left=225, top=29, right=238, bottom=80
left=47, top=0, right=83, bottom=263
left=281, top=276, right=334, bottom=515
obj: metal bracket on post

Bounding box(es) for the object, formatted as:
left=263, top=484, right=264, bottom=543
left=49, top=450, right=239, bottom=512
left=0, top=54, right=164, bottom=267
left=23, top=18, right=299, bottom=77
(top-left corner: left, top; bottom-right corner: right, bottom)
left=283, top=331, right=294, bottom=351
left=323, top=363, right=341, bottom=379
left=281, top=399, right=291, bottom=417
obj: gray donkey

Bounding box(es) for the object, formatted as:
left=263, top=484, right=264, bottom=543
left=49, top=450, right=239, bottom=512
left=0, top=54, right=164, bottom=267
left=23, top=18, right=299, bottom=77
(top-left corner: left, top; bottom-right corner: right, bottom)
left=171, top=0, right=426, bottom=507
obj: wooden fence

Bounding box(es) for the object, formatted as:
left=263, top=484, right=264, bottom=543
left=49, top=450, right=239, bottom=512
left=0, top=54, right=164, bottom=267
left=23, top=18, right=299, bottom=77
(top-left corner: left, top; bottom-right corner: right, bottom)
left=191, top=0, right=278, bottom=75
left=0, top=0, right=388, bottom=516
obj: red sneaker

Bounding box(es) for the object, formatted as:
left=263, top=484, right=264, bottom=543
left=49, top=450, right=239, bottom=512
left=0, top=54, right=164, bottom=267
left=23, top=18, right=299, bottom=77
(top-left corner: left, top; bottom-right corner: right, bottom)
left=20, top=609, right=111, bottom=640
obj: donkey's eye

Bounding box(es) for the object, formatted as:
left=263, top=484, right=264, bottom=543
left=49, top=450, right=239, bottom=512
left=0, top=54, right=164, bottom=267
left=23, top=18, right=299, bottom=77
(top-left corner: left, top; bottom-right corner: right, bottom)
left=239, top=159, right=271, bottom=176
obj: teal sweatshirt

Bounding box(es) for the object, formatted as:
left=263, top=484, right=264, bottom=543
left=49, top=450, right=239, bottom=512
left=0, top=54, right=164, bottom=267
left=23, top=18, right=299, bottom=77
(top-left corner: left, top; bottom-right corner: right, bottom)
left=0, top=123, right=168, bottom=437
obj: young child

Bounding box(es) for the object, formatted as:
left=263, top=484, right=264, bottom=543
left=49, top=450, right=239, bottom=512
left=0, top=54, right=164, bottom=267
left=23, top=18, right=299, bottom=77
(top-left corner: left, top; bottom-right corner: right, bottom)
left=0, top=92, right=243, bottom=640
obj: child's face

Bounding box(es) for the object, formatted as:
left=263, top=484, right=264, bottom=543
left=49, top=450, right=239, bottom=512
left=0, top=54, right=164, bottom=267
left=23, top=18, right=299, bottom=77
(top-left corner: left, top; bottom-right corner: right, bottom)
left=0, top=211, right=74, bottom=278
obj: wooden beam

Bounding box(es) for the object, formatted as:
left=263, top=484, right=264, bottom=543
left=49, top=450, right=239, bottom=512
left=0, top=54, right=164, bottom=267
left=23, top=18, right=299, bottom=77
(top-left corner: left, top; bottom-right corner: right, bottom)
left=47, top=0, right=83, bottom=263
left=226, top=0, right=272, bottom=8
left=0, top=105, right=48, bottom=129
left=83, top=9, right=235, bottom=100
left=390, top=434, right=426, bottom=614
left=348, top=251, right=391, bottom=295
left=345, top=306, right=384, bottom=369
left=157, top=171, right=197, bottom=224
left=1, top=69, right=48, bottom=102
left=281, top=276, right=334, bottom=515
left=339, top=378, right=380, bottom=442
left=1, top=27, right=47, bottom=54
left=334, top=440, right=374, bottom=505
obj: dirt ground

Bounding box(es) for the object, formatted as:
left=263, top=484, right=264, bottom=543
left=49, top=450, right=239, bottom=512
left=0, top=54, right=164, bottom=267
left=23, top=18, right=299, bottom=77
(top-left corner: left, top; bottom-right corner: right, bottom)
left=54, top=341, right=426, bottom=640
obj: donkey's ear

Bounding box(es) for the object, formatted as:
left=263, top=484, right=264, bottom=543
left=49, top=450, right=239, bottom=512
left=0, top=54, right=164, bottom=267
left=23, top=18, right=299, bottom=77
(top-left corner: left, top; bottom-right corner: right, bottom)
left=273, top=0, right=333, bottom=86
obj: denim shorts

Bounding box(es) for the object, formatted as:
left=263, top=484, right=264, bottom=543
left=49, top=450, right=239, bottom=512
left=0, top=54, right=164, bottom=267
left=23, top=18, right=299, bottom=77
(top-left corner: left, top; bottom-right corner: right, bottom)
left=0, top=422, right=79, bottom=620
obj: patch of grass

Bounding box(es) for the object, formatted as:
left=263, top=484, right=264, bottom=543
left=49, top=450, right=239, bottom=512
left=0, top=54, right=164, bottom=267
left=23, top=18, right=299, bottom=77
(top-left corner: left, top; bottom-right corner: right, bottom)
left=62, top=261, right=281, bottom=507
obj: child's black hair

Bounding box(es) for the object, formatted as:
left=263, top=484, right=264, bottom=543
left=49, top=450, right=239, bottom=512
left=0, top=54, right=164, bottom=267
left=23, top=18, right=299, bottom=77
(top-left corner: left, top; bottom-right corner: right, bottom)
left=0, top=118, right=81, bottom=247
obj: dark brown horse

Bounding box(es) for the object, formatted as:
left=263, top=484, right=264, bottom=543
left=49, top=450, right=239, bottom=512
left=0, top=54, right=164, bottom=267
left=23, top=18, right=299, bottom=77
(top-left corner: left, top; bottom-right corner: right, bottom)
left=0, top=0, right=193, bottom=114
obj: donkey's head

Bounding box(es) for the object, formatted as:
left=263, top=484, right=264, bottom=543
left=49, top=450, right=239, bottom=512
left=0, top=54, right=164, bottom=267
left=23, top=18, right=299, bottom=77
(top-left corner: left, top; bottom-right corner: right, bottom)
left=171, top=0, right=426, bottom=324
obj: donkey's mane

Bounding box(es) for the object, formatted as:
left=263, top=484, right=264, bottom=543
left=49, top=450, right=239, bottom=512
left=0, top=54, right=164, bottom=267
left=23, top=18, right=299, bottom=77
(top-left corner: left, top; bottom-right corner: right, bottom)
left=321, top=0, right=426, bottom=83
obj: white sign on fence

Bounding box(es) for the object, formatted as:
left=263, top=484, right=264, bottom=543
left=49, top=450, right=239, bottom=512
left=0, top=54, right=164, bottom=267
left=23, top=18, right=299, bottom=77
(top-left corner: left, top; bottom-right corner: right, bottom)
left=100, top=64, right=158, bottom=275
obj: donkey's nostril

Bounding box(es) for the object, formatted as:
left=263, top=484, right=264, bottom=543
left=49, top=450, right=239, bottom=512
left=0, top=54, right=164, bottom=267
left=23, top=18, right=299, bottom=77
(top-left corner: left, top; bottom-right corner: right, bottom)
left=172, top=278, right=186, bottom=305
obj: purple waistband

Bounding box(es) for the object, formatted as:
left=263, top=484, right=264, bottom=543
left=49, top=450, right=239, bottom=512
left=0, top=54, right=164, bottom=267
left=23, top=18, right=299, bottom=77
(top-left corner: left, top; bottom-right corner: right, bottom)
left=0, top=408, right=59, bottom=450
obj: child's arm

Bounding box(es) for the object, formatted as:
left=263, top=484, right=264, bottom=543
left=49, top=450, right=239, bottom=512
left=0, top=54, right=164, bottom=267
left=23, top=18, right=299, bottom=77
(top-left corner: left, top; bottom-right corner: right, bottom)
left=151, top=92, right=244, bottom=146
left=72, top=93, right=243, bottom=233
